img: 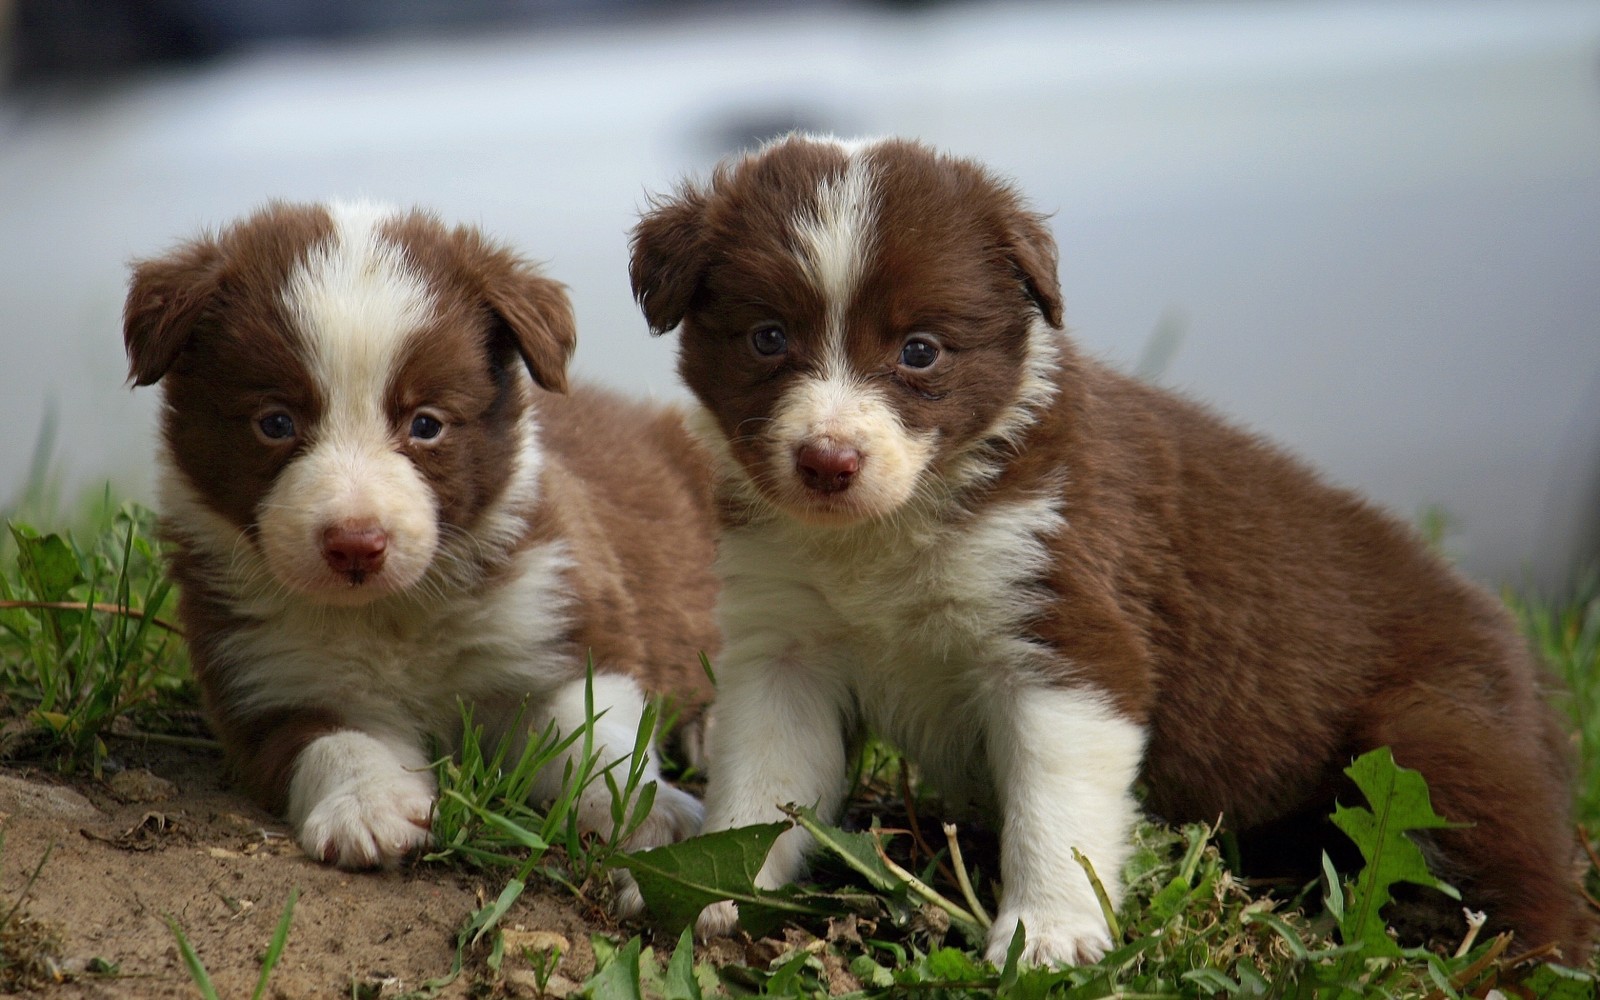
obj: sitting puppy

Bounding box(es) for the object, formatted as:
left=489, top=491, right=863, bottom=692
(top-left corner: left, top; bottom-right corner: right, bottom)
left=629, top=135, right=1590, bottom=965
left=125, top=201, right=718, bottom=869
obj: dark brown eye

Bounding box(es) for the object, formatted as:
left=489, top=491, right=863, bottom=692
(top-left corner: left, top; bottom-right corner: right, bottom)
left=409, top=412, right=444, bottom=441
left=256, top=411, right=296, bottom=442
left=899, top=337, right=939, bottom=370
left=750, top=324, right=788, bottom=357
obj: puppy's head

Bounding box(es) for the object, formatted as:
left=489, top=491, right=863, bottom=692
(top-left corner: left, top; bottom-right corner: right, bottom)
left=125, top=201, right=575, bottom=604
left=630, top=135, right=1064, bottom=527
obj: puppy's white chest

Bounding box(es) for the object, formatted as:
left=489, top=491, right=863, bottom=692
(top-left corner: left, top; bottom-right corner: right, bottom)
left=221, top=539, right=577, bottom=733
left=726, top=496, right=1062, bottom=798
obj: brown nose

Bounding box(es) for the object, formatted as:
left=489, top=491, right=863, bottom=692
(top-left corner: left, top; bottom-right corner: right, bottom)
left=796, top=444, right=861, bottom=494
left=322, top=522, right=388, bottom=581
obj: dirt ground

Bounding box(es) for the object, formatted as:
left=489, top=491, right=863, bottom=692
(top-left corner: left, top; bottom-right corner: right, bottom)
left=0, top=738, right=622, bottom=999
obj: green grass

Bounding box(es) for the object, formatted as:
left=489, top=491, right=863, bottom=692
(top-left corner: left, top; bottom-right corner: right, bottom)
left=0, top=502, right=192, bottom=774
left=164, top=889, right=299, bottom=1000
left=2, top=498, right=1597, bottom=998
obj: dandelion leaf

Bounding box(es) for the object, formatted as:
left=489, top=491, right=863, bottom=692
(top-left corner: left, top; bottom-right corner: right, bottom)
left=1331, top=747, right=1462, bottom=955
left=586, top=935, right=644, bottom=1000
left=610, top=822, right=829, bottom=936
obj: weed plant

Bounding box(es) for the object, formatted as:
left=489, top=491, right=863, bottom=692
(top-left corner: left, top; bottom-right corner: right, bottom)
left=0, top=503, right=191, bottom=773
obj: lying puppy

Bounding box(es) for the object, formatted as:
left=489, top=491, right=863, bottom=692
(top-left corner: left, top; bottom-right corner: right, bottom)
left=125, top=201, right=718, bottom=869
left=629, top=135, right=1590, bottom=965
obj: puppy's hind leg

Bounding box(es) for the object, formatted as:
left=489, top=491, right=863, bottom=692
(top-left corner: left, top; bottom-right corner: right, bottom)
left=1357, top=681, right=1592, bottom=962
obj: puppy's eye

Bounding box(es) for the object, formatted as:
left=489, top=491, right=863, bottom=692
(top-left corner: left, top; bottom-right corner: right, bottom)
left=256, top=411, right=296, bottom=442
left=409, top=413, right=445, bottom=441
left=750, top=324, right=788, bottom=357
left=899, top=336, right=940, bottom=370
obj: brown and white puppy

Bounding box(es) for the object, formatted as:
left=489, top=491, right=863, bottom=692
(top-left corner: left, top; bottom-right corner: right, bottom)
left=630, top=135, right=1590, bottom=965
left=125, top=201, right=718, bottom=871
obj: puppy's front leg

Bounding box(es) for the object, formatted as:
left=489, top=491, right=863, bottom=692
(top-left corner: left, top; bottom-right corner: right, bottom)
left=983, top=684, right=1146, bottom=967
left=697, top=646, right=852, bottom=938
left=523, top=672, right=704, bottom=852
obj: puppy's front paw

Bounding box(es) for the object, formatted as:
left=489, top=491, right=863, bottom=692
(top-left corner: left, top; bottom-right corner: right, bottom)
left=298, top=770, right=435, bottom=869
left=620, top=780, right=704, bottom=852
left=607, top=783, right=704, bottom=922
left=984, top=904, right=1113, bottom=968
left=696, top=899, right=741, bottom=941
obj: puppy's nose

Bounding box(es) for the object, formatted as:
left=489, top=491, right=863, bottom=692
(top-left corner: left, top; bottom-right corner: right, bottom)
left=322, top=522, right=388, bottom=580
left=796, top=445, right=861, bottom=494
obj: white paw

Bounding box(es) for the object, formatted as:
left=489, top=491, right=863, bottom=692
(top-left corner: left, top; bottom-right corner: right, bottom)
left=608, top=783, right=704, bottom=921
left=984, top=904, right=1114, bottom=968
left=611, top=870, right=647, bottom=919
left=696, top=899, right=741, bottom=941
left=297, top=769, right=435, bottom=869
left=619, top=781, right=704, bottom=852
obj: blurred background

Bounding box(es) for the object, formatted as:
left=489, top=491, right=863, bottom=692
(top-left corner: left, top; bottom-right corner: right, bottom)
left=1, top=0, right=1597, bottom=591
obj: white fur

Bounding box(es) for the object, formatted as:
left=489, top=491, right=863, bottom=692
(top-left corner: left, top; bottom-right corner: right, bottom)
left=792, top=152, right=876, bottom=336
left=698, top=492, right=1146, bottom=964
left=982, top=687, right=1144, bottom=966
left=765, top=373, right=937, bottom=524
left=288, top=728, right=435, bottom=868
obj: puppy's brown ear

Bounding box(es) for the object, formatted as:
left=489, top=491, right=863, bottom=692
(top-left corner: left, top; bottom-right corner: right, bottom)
left=1001, top=208, right=1064, bottom=329
left=123, top=239, right=224, bottom=387
left=630, top=184, right=710, bottom=336
left=483, top=261, right=577, bottom=396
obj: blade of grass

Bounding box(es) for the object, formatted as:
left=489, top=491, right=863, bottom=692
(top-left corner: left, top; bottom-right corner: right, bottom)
left=251, top=889, right=298, bottom=1000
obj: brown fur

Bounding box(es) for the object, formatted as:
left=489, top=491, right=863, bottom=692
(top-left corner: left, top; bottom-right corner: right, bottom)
left=631, top=136, right=1591, bottom=959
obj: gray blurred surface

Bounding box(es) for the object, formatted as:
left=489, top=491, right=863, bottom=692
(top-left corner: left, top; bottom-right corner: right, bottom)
left=2, top=0, right=1598, bottom=588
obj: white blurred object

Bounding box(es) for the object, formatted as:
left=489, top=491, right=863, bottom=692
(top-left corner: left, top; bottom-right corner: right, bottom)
left=1, top=0, right=1597, bottom=589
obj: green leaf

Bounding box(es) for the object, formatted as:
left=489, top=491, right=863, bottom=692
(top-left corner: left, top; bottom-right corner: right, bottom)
left=762, top=951, right=813, bottom=995
left=1519, top=962, right=1598, bottom=1000
left=609, top=822, right=831, bottom=936
left=849, top=954, right=895, bottom=989
left=468, top=877, right=526, bottom=947
left=924, top=946, right=985, bottom=981
left=663, top=926, right=703, bottom=1000
left=251, top=889, right=298, bottom=1000
left=1320, top=851, right=1344, bottom=924
left=1181, top=966, right=1240, bottom=992
left=14, top=530, right=81, bottom=601
left=785, top=805, right=901, bottom=893
left=996, top=920, right=1026, bottom=982
left=1330, top=747, right=1462, bottom=956
left=164, top=914, right=220, bottom=1000
left=587, top=935, right=644, bottom=1000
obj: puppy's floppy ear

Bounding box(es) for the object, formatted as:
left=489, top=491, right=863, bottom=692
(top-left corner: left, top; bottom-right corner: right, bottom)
left=481, top=258, right=577, bottom=396
left=123, top=238, right=224, bottom=387
left=630, top=183, right=710, bottom=336
left=1000, top=208, right=1064, bottom=329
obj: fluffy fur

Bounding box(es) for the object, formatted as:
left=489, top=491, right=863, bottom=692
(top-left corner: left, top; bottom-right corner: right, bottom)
left=125, top=201, right=719, bottom=870
left=629, top=135, right=1591, bottom=965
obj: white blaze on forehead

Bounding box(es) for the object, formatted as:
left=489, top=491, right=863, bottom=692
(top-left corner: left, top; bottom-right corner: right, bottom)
left=792, top=150, right=878, bottom=379
left=283, top=200, right=437, bottom=414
